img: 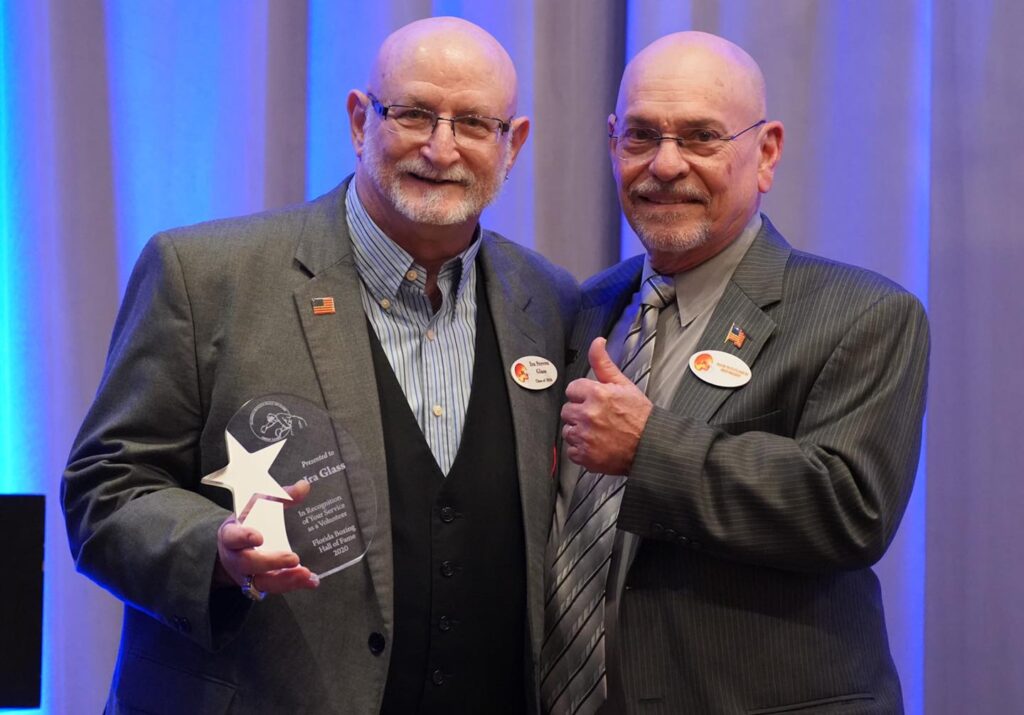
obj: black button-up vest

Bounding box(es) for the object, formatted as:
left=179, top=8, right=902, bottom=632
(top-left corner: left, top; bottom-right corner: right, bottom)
left=372, top=278, right=527, bottom=714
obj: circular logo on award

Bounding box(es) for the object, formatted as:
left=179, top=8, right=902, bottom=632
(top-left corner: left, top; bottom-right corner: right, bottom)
left=693, top=352, right=714, bottom=371
left=249, top=399, right=308, bottom=442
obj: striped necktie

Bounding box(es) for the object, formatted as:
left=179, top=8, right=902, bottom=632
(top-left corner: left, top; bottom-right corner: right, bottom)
left=540, top=273, right=676, bottom=715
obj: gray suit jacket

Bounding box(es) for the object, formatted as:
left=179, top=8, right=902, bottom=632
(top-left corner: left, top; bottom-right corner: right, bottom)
left=565, top=217, right=927, bottom=714
left=62, top=180, right=580, bottom=714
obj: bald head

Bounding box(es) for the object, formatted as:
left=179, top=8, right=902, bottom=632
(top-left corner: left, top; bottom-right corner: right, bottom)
left=616, top=31, right=766, bottom=121
left=371, top=17, right=519, bottom=116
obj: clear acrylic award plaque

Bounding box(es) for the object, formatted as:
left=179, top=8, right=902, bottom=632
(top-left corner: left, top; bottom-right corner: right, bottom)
left=206, top=394, right=375, bottom=579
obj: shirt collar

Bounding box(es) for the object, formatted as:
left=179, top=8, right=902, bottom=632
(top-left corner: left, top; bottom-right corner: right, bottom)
left=641, top=211, right=762, bottom=328
left=345, top=182, right=482, bottom=303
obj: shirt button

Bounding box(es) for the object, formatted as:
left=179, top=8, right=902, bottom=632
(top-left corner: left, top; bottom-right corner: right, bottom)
left=440, top=506, right=456, bottom=523
left=432, top=404, right=444, bottom=417
left=441, top=560, right=456, bottom=577
left=432, top=669, right=445, bottom=686
left=367, top=632, right=386, bottom=655
left=439, top=615, right=452, bottom=632
left=405, top=269, right=418, bottom=281
left=379, top=298, right=391, bottom=310
left=426, top=329, right=436, bottom=341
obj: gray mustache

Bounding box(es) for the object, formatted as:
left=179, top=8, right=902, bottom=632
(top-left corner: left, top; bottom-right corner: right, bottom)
left=630, top=181, right=709, bottom=203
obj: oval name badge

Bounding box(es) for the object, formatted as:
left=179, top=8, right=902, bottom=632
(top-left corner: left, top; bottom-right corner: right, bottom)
left=510, top=355, right=558, bottom=391
left=688, top=349, right=751, bottom=388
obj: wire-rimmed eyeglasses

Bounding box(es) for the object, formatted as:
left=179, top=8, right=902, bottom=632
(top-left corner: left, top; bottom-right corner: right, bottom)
left=367, top=93, right=512, bottom=146
left=609, top=119, right=766, bottom=161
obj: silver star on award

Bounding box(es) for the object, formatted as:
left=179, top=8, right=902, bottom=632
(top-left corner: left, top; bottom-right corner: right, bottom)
left=202, top=433, right=294, bottom=552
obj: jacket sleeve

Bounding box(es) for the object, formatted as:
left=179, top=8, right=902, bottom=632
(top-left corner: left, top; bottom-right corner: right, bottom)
left=616, top=290, right=929, bottom=573
left=61, top=233, right=248, bottom=651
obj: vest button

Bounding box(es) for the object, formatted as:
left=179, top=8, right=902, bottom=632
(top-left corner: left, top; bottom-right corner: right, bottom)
left=431, top=668, right=445, bottom=686
left=440, top=560, right=456, bottom=577
left=439, top=615, right=451, bottom=632
left=440, top=506, right=456, bottom=523
left=367, top=632, right=386, bottom=655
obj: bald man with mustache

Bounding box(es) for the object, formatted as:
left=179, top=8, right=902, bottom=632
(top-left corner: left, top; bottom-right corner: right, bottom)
left=63, top=18, right=578, bottom=714
left=544, top=32, right=927, bottom=714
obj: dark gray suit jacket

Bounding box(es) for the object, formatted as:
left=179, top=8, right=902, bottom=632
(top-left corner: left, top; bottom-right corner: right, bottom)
left=62, top=180, right=579, bottom=714
left=566, top=217, right=927, bottom=714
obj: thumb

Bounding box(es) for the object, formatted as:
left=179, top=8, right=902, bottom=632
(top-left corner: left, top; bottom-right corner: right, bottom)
left=589, top=337, right=630, bottom=385
left=284, top=479, right=311, bottom=506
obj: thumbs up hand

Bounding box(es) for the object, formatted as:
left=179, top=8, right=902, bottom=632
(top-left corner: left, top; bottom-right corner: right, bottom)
left=561, top=337, right=654, bottom=475
left=588, top=335, right=634, bottom=386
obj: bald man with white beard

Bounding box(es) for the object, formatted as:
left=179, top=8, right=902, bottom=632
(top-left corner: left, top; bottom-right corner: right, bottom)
left=63, top=18, right=578, bottom=714
left=543, top=32, right=927, bottom=714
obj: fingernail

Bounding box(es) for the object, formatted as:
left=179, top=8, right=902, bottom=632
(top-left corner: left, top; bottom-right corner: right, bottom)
left=308, top=574, right=320, bottom=587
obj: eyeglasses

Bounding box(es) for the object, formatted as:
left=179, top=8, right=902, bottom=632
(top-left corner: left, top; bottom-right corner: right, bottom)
left=609, top=119, right=766, bottom=161
left=367, top=93, right=512, bottom=146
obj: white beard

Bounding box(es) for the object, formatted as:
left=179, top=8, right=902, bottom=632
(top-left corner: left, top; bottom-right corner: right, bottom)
left=361, top=126, right=509, bottom=226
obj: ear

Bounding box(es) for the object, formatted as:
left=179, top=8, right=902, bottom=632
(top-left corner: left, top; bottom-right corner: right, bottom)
left=504, top=116, right=531, bottom=174
left=757, top=120, right=784, bottom=193
left=347, top=90, right=369, bottom=158
left=607, top=113, right=618, bottom=156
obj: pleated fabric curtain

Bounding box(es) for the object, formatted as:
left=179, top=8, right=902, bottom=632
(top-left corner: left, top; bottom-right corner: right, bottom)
left=1, top=1, right=1020, bottom=712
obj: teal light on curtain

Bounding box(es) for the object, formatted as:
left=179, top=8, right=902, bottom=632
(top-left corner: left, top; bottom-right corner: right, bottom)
left=0, top=1, right=50, bottom=498
left=2, top=4, right=57, bottom=713
left=0, top=6, right=20, bottom=497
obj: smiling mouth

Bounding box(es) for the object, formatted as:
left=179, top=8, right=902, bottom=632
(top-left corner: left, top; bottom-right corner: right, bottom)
left=638, top=195, right=704, bottom=206
left=408, top=172, right=464, bottom=186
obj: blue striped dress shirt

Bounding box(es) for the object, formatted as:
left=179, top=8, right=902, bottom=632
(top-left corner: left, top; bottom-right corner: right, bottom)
left=345, top=184, right=481, bottom=475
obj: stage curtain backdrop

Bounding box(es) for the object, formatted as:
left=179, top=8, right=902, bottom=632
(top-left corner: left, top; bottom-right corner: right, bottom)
left=2, top=1, right=1020, bottom=713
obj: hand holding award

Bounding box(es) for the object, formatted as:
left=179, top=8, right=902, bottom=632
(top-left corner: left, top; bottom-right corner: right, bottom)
left=203, top=394, right=376, bottom=598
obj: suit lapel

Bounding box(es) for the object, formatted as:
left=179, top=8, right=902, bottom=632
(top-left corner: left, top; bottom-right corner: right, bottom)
left=477, top=236, right=561, bottom=659
left=666, top=217, right=791, bottom=423
left=477, top=236, right=553, bottom=518
left=291, top=181, right=393, bottom=630
left=666, top=283, right=776, bottom=422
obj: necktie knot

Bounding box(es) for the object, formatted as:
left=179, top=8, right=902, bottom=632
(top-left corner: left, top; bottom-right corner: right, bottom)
left=641, top=274, right=675, bottom=310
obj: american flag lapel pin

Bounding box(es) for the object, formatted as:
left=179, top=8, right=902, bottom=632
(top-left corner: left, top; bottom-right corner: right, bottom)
left=311, top=296, right=336, bottom=315
left=725, top=323, right=746, bottom=349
